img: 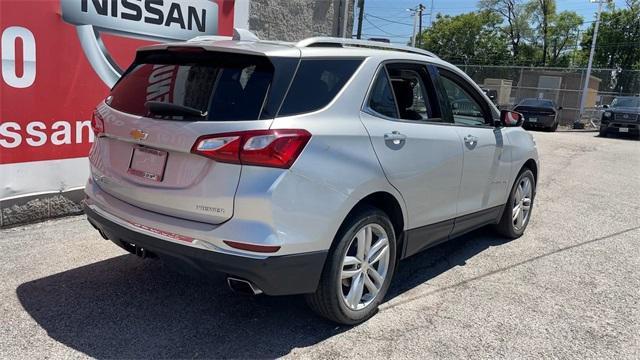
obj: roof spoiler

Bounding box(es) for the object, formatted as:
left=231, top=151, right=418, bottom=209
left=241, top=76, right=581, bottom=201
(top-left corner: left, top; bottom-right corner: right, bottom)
left=188, top=28, right=260, bottom=43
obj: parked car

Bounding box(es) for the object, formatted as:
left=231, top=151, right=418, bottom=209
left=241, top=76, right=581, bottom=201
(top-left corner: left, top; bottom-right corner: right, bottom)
left=84, top=35, right=539, bottom=325
left=513, top=98, right=562, bottom=132
left=599, top=96, right=640, bottom=138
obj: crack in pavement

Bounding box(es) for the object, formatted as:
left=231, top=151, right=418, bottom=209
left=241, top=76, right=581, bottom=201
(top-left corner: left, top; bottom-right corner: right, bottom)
left=380, top=225, right=640, bottom=311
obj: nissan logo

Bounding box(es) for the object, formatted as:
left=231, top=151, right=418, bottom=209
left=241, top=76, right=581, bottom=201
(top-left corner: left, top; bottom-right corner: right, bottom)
left=61, top=0, right=219, bottom=87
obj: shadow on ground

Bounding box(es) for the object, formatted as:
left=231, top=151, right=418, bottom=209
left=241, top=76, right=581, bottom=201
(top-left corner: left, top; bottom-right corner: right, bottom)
left=16, top=228, right=505, bottom=358
left=596, top=132, right=640, bottom=141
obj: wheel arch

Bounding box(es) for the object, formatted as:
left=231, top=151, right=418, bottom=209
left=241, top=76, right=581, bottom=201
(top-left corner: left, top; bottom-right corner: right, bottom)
left=336, top=191, right=406, bottom=254
left=522, top=158, right=538, bottom=184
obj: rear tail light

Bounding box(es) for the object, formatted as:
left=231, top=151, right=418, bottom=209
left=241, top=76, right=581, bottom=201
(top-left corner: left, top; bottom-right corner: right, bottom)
left=191, top=129, right=311, bottom=169
left=91, top=110, right=105, bottom=136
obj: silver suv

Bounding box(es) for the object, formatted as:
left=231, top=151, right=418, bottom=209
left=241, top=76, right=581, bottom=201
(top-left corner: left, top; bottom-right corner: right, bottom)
left=84, top=36, right=538, bottom=324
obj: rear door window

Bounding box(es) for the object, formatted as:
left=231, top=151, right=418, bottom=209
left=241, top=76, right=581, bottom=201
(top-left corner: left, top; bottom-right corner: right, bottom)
left=278, top=59, right=363, bottom=116
left=367, top=63, right=443, bottom=122
left=108, top=51, right=274, bottom=121
left=368, top=68, right=399, bottom=118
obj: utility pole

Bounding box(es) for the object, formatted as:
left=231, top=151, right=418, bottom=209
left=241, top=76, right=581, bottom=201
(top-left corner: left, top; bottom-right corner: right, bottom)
left=577, top=0, right=609, bottom=126
left=410, top=7, right=418, bottom=47
left=429, top=0, right=434, bottom=28
left=417, top=4, right=425, bottom=47
left=341, top=0, right=350, bottom=38
left=356, top=0, right=365, bottom=39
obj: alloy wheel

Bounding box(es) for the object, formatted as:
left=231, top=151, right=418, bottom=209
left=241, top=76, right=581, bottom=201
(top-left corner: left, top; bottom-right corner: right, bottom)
left=340, top=223, right=390, bottom=310
left=512, top=176, right=533, bottom=231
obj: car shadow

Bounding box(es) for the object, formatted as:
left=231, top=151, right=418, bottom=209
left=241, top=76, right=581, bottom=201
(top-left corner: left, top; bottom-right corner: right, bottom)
left=596, top=132, right=639, bottom=141
left=16, top=227, right=506, bottom=358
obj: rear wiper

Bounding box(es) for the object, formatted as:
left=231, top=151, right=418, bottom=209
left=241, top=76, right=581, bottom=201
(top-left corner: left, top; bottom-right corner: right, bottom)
left=145, top=101, right=207, bottom=118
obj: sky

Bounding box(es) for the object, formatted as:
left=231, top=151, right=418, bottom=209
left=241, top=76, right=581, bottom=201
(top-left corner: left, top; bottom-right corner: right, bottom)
left=358, top=0, right=632, bottom=44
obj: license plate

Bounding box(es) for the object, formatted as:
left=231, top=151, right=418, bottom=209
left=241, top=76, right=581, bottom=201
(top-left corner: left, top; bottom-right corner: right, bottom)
left=619, top=127, right=629, bottom=133
left=128, top=146, right=168, bottom=182
left=528, top=117, right=538, bottom=123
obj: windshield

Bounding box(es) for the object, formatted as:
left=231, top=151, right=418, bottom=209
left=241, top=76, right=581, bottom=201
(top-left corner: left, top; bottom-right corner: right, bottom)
left=518, top=99, right=554, bottom=108
left=610, top=97, right=640, bottom=108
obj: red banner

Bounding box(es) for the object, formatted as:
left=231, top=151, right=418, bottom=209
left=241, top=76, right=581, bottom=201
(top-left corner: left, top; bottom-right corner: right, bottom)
left=0, top=0, right=235, bottom=165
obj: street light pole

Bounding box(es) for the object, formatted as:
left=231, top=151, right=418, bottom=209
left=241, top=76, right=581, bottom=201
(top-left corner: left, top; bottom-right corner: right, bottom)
left=411, top=7, right=418, bottom=47
left=417, top=4, right=425, bottom=47
left=577, top=0, right=608, bottom=126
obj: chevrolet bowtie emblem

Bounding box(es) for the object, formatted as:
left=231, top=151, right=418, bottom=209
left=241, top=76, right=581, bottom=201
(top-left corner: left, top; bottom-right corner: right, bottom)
left=130, top=129, right=148, bottom=141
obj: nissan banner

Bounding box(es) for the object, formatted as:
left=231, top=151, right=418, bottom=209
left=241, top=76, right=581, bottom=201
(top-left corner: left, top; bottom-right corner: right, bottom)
left=0, top=0, right=236, bottom=200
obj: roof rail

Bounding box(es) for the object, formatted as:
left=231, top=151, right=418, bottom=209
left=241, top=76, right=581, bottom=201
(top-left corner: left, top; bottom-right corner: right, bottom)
left=295, top=37, right=439, bottom=59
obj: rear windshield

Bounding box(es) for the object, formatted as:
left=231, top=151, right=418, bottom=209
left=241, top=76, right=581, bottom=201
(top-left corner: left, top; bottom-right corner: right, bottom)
left=278, top=59, right=363, bottom=116
left=518, top=99, right=554, bottom=108
left=109, top=51, right=274, bottom=121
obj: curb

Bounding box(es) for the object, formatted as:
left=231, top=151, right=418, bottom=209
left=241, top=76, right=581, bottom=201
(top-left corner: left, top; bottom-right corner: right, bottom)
left=0, top=189, right=85, bottom=228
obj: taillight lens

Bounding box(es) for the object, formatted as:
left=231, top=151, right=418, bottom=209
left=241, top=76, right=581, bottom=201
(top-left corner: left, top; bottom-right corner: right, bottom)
left=191, top=129, right=311, bottom=169
left=91, top=110, right=105, bottom=136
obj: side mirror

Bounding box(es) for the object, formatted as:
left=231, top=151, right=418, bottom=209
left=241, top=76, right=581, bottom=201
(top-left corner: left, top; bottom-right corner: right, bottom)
left=558, top=106, right=563, bottom=110
left=499, top=109, right=524, bottom=127
left=602, top=104, right=609, bottom=109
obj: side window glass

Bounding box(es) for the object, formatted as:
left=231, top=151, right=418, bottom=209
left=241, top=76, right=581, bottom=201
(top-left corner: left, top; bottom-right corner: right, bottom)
left=388, top=70, right=430, bottom=121
left=368, top=69, right=398, bottom=118
left=440, top=74, right=488, bottom=126
left=279, top=59, right=362, bottom=116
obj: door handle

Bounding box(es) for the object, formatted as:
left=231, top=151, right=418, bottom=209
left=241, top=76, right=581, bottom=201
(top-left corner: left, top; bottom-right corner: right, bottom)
left=384, top=131, right=407, bottom=144
left=464, top=134, right=478, bottom=145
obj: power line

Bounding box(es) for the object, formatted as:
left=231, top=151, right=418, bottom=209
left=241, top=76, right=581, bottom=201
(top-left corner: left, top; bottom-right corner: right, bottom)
left=363, top=16, right=414, bottom=37
left=365, top=13, right=414, bottom=26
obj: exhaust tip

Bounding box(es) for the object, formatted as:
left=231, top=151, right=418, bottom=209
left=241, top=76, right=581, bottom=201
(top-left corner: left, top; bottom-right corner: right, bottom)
left=227, top=277, right=263, bottom=295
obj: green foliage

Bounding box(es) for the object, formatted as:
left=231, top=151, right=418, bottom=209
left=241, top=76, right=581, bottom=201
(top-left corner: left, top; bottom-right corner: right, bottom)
left=579, top=0, right=640, bottom=92
left=548, top=11, right=583, bottom=66
left=580, top=1, right=640, bottom=69
left=479, top=0, right=533, bottom=60
left=418, top=11, right=510, bottom=65
left=417, top=0, right=637, bottom=81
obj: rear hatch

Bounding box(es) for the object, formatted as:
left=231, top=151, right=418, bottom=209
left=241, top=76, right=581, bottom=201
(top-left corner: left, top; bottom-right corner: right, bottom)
left=90, top=47, right=297, bottom=224
left=513, top=105, right=555, bottom=116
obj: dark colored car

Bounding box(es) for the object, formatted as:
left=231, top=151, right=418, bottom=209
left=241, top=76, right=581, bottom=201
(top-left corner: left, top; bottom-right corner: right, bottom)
left=513, top=98, right=562, bottom=132
left=599, top=96, right=640, bottom=138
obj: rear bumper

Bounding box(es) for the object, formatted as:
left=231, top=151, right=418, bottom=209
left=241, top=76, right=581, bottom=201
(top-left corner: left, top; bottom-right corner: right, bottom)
left=523, top=115, right=555, bottom=128
left=84, top=204, right=327, bottom=296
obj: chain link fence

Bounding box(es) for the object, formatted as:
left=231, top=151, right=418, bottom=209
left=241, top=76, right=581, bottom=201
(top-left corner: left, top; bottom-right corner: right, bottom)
left=457, top=65, right=640, bottom=126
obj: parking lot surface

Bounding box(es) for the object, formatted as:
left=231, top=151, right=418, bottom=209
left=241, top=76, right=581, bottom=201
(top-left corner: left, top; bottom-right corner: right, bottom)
left=1, top=131, right=639, bottom=359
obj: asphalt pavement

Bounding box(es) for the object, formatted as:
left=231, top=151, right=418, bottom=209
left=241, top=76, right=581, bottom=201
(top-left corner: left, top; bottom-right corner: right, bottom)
left=1, top=131, right=639, bottom=359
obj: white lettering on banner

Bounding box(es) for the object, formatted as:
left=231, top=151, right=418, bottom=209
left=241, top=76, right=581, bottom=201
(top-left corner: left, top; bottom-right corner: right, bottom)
left=0, top=120, right=94, bottom=149
left=25, top=121, right=46, bottom=146
left=1, top=26, right=36, bottom=88
left=0, top=122, right=22, bottom=148
left=51, top=121, right=72, bottom=145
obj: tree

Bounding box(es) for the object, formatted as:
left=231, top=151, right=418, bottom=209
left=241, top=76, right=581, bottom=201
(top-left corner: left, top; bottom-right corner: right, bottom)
left=580, top=0, right=640, bottom=92
left=529, top=0, right=557, bottom=66
left=419, top=11, right=510, bottom=65
left=480, top=0, right=532, bottom=61
left=548, top=11, right=583, bottom=66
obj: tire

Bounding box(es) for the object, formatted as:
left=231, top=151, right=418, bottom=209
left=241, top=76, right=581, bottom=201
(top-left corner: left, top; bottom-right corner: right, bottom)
left=495, top=169, right=536, bottom=239
left=306, top=206, right=397, bottom=325
left=599, top=127, right=608, bottom=137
